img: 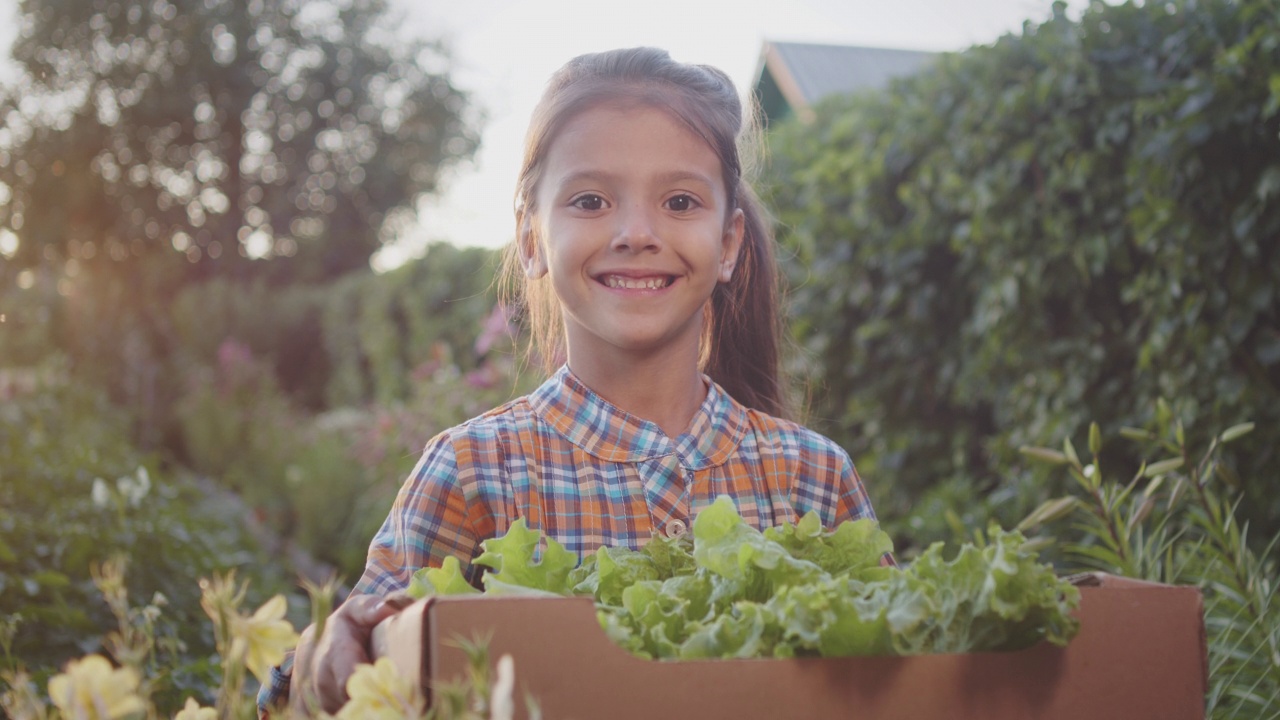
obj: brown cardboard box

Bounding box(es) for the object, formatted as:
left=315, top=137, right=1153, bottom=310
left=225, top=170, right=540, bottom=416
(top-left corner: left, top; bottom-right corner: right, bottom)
left=372, top=573, right=1206, bottom=719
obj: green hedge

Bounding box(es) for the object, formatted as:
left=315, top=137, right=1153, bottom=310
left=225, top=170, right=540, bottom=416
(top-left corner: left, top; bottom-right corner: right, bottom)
left=766, top=0, right=1280, bottom=537
left=0, top=366, right=286, bottom=706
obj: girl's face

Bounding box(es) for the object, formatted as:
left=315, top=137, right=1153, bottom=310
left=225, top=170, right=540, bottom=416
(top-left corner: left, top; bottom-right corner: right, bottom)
left=521, top=103, right=744, bottom=367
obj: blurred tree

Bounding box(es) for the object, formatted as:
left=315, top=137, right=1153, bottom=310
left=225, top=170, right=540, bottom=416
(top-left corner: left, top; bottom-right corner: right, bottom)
left=0, top=0, right=478, bottom=443
left=0, top=0, right=477, bottom=283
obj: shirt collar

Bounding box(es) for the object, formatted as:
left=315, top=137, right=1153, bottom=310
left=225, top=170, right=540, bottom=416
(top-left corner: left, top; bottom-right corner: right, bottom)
left=529, top=365, right=748, bottom=470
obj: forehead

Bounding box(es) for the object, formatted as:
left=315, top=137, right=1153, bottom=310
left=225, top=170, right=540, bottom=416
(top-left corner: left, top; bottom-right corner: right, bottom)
left=540, top=103, right=724, bottom=186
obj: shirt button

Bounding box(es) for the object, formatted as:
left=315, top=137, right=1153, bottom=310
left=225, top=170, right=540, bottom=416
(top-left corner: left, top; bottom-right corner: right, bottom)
left=665, top=519, right=688, bottom=538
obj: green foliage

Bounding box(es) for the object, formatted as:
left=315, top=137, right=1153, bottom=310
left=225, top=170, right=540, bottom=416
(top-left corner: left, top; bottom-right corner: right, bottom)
left=0, top=366, right=284, bottom=706
left=0, top=0, right=480, bottom=448
left=162, top=242, right=518, bottom=580
left=766, top=0, right=1280, bottom=537
left=468, top=520, right=580, bottom=597
left=167, top=242, right=500, bottom=412
left=2, top=562, right=526, bottom=720
left=1021, top=414, right=1280, bottom=718
left=0, top=268, right=59, bottom=368
left=411, top=497, right=1080, bottom=661
left=171, top=302, right=526, bottom=581
left=0, top=0, right=478, bottom=282
left=322, top=243, right=500, bottom=407
left=170, top=278, right=331, bottom=408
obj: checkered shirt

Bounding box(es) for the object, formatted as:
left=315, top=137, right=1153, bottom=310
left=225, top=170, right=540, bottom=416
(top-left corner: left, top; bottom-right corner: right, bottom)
left=258, top=365, right=876, bottom=716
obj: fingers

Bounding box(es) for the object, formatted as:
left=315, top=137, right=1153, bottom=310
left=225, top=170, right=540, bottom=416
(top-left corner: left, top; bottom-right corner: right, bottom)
left=288, top=624, right=317, bottom=716
left=380, top=590, right=416, bottom=613
left=294, top=593, right=393, bottom=715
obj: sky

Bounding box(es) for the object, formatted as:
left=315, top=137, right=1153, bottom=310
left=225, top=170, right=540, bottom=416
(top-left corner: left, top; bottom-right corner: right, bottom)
left=0, top=0, right=1092, bottom=269
left=374, top=0, right=1091, bottom=269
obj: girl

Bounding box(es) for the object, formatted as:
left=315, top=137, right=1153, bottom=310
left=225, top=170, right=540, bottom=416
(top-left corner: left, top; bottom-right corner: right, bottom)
left=264, top=46, right=878, bottom=717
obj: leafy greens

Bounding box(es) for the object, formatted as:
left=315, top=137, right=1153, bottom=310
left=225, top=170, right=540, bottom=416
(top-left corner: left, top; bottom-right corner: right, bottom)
left=407, top=496, right=1080, bottom=659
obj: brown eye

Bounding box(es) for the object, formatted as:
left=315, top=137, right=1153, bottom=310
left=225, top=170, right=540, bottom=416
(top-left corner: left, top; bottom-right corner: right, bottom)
left=666, top=194, right=697, bottom=212
left=571, top=194, right=605, bottom=211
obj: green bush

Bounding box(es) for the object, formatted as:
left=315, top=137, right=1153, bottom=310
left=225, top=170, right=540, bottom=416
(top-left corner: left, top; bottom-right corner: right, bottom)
left=173, top=335, right=530, bottom=581
left=0, top=363, right=286, bottom=706
left=170, top=279, right=331, bottom=410
left=323, top=242, right=499, bottom=408
left=767, top=0, right=1280, bottom=539
left=1020, top=413, right=1279, bottom=717
left=174, top=340, right=301, bottom=531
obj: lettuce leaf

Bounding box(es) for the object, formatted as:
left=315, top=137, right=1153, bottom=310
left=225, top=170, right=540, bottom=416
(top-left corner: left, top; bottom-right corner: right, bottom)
left=408, top=498, right=1080, bottom=661
left=472, top=518, right=578, bottom=595
left=406, top=555, right=480, bottom=599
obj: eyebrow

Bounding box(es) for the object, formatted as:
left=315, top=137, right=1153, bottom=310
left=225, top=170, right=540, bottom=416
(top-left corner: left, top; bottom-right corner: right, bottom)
left=558, top=169, right=718, bottom=188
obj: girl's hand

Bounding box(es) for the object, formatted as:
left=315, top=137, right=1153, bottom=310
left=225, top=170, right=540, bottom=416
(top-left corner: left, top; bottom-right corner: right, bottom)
left=288, top=591, right=413, bottom=715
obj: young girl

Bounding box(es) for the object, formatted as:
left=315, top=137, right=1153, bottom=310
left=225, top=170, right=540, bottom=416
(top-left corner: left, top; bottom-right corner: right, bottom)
left=263, top=46, right=878, bottom=717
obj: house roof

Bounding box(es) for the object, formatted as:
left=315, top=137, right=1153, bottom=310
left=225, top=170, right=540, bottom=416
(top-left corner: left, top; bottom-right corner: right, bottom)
left=754, top=41, right=938, bottom=123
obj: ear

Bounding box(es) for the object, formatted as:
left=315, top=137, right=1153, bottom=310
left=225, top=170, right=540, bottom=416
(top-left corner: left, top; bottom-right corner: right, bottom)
left=718, top=208, right=745, bottom=283
left=518, top=215, right=548, bottom=279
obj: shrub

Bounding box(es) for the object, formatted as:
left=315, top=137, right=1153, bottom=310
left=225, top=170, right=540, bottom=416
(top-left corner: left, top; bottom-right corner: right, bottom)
left=1020, top=412, right=1279, bottom=718
left=0, top=362, right=286, bottom=706
left=766, top=0, right=1280, bottom=539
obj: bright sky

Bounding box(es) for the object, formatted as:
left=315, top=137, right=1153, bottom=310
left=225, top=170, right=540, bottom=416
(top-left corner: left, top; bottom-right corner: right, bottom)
left=0, top=0, right=1092, bottom=268
left=375, top=0, right=1091, bottom=269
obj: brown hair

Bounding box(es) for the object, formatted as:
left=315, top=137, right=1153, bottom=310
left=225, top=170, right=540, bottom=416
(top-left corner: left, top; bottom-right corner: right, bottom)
left=499, top=47, right=788, bottom=418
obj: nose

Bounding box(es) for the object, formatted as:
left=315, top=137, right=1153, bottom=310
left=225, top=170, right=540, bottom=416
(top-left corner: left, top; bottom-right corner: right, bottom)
left=610, top=201, right=661, bottom=253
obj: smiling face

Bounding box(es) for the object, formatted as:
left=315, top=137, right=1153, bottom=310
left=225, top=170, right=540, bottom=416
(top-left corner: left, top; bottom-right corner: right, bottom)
left=521, top=103, right=744, bottom=370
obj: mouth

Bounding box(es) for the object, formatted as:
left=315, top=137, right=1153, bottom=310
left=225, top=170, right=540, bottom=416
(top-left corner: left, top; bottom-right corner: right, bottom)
left=597, top=274, right=676, bottom=290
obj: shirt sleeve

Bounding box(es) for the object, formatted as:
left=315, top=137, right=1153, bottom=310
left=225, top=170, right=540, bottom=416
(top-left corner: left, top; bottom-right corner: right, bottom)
left=832, top=451, right=877, bottom=524
left=256, top=651, right=293, bottom=718
left=355, top=430, right=483, bottom=595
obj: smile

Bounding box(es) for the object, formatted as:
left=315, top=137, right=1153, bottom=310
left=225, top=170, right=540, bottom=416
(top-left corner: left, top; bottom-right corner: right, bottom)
left=600, top=275, right=674, bottom=290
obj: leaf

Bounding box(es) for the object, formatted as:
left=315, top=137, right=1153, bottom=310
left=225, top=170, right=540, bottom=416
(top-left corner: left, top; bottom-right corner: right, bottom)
left=1063, top=437, right=1081, bottom=467
left=473, top=519, right=578, bottom=596
left=1088, top=422, right=1102, bottom=455
left=1017, top=497, right=1079, bottom=531
left=1120, top=426, right=1154, bottom=441
left=1218, top=423, right=1255, bottom=443
left=1144, top=457, right=1185, bottom=477
left=407, top=556, right=480, bottom=599
left=1019, top=446, right=1069, bottom=464
left=405, top=499, right=1081, bottom=662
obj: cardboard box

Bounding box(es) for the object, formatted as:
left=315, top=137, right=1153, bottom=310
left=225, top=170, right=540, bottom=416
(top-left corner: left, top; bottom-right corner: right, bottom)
left=372, top=573, right=1206, bottom=719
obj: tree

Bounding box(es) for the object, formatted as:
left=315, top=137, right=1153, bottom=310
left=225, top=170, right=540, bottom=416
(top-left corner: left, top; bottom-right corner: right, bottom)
left=0, top=0, right=479, bottom=441
left=0, top=0, right=478, bottom=284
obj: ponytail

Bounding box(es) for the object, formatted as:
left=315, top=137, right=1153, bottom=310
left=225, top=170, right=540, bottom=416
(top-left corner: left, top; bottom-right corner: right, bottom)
left=704, top=185, right=788, bottom=418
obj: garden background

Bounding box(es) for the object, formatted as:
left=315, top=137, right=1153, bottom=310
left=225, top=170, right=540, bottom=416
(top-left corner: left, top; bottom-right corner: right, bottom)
left=1, top=0, right=1277, bottom=717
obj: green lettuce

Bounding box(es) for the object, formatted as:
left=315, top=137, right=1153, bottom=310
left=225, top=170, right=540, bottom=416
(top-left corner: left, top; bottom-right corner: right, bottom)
left=407, top=497, right=1081, bottom=660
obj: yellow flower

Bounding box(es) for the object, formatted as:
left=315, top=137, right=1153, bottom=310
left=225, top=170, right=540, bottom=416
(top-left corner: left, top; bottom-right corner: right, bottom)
left=47, top=654, right=145, bottom=720
left=230, top=594, right=299, bottom=685
left=335, top=658, right=424, bottom=720
left=172, top=697, right=217, bottom=720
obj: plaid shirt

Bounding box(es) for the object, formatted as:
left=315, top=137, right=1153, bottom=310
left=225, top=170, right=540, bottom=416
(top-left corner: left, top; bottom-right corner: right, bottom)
left=259, top=365, right=875, bottom=716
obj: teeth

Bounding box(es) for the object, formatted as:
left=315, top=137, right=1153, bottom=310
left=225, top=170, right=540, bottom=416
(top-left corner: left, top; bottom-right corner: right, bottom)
left=605, top=275, right=669, bottom=290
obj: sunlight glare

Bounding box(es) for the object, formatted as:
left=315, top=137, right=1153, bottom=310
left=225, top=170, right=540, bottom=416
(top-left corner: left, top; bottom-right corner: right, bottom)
left=0, top=228, right=17, bottom=257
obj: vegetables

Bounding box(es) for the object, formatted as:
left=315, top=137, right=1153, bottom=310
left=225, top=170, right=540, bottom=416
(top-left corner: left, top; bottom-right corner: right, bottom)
left=408, top=496, right=1079, bottom=660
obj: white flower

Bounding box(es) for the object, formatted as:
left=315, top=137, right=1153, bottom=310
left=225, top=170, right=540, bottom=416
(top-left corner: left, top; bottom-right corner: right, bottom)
left=91, top=479, right=111, bottom=509
left=490, top=654, right=516, bottom=720
left=116, top=467, right=150, bottom=507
